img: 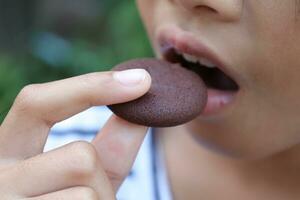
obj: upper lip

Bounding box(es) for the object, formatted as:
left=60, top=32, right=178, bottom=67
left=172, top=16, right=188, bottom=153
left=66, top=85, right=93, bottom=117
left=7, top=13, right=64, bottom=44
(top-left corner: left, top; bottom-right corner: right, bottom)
left=156, top=26, right=240, bottom=88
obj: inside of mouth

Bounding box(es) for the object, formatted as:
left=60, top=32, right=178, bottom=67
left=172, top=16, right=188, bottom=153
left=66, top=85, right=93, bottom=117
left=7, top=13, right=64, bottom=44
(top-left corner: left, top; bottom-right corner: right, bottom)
left=164, top=48, right=239, bottom=91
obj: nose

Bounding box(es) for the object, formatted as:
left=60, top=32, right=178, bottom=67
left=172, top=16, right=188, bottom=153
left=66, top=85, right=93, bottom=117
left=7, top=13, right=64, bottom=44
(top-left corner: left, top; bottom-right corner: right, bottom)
left=175, top=0, right=243, bottom=21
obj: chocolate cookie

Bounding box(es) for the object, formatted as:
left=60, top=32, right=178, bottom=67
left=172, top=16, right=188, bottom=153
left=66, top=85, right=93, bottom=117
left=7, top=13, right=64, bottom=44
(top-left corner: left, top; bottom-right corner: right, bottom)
left=108, top=58, right=207, bottom=127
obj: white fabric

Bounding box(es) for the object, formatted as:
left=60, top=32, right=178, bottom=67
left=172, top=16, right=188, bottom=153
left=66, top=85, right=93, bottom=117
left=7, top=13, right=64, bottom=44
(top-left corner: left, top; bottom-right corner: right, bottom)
left=44, top=106, right=172, bottom=200
left=155, top=138, right=172, bottom=200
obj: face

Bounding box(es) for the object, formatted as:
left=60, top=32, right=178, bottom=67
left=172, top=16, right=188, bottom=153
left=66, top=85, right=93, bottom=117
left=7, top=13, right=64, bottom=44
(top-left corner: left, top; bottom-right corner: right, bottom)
left=137, top=0, right=300, bottom=159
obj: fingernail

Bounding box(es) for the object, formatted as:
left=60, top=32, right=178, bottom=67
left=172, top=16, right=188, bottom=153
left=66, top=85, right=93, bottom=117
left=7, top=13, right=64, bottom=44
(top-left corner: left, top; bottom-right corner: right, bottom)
left=113, top=69, right=147, bottom=86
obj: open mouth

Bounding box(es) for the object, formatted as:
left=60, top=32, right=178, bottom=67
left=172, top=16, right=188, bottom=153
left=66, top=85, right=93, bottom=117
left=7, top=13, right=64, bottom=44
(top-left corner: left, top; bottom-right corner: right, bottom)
left=163, top=48, right=239, bottom=92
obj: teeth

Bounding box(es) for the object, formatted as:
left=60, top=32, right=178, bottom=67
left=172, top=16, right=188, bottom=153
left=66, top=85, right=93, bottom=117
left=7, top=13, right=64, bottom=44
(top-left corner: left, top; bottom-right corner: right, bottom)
left=182, top=53, right=198, bottom=63
left=180, top=52, right=216, bottom=68
left=198, top=58, right=216, bottom=68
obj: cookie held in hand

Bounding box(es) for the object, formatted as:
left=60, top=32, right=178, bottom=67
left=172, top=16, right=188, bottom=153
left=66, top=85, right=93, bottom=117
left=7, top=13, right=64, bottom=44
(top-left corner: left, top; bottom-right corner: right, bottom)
left=108, top=58, right=207, bottom=127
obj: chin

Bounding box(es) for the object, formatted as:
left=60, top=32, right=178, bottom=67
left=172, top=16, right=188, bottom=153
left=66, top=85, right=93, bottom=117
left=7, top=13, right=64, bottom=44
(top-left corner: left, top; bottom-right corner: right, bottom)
left=184, top=121, right=289, bottom=161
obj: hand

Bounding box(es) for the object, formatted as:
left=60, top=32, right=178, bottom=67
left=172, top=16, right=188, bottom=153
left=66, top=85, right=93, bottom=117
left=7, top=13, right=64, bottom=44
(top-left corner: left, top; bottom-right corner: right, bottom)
left=0, top=69, right=151, bottom=200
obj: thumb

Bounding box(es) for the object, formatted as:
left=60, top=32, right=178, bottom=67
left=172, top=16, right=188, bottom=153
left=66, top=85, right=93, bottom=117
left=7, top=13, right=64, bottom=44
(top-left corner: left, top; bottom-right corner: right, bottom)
left=91, top=115, right=148, bottom=191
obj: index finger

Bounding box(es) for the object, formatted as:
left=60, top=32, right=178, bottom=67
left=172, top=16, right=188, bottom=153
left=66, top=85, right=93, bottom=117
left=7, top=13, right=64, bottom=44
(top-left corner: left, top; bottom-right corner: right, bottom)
left=0, top=69, right=151, bottom=159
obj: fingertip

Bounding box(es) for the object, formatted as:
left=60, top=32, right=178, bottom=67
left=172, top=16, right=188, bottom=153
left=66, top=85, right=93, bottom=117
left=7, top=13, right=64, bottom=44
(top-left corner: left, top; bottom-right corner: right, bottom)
left=78, top=70, right=152, bottom=106
left=113, top=69, right=151, bottom=87
left=112, top=68, right=152, bottom=99
left=143, top=69, right=152, bottom=92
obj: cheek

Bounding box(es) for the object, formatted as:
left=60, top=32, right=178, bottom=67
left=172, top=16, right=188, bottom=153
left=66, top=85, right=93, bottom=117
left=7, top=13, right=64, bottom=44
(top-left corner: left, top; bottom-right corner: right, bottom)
left=136, top=0, right=156, bottom=41
left=246, top=15, right=300, bottom=120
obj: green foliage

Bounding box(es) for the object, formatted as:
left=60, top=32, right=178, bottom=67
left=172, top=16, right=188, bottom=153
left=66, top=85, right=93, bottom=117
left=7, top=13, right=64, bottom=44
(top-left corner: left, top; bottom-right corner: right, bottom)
left=0, top=1, right=153, bottom=122
left=0, top=57, right=25, bottom=120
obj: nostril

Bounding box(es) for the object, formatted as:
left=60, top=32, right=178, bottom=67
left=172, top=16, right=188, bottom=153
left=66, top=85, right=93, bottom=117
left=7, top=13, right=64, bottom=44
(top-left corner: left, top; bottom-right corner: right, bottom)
left=176, top=0, right=243, bottom=22
left=194, top=5, right=217, bottom=13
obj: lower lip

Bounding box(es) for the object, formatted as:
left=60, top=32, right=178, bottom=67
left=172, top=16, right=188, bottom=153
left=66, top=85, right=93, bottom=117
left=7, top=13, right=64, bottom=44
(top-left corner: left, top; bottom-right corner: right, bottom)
left=201, top=89, right=237, bottom=116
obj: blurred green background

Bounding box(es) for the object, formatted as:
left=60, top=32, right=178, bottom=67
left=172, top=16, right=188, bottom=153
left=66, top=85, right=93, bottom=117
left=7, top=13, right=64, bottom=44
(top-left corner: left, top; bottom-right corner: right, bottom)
left=0, top=0, right=153, bottom=122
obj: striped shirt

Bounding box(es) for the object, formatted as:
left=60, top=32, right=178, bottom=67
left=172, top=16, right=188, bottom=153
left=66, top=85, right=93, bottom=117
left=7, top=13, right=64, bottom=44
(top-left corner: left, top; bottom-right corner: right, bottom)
left=44, top=106, right=172, bottom=200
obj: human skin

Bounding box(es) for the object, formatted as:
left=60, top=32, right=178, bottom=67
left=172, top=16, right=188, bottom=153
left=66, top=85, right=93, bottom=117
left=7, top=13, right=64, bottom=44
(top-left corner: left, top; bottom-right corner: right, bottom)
left=137, top=0, right=300, bottom=199
left=0, top=69, right=152, bottom=199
